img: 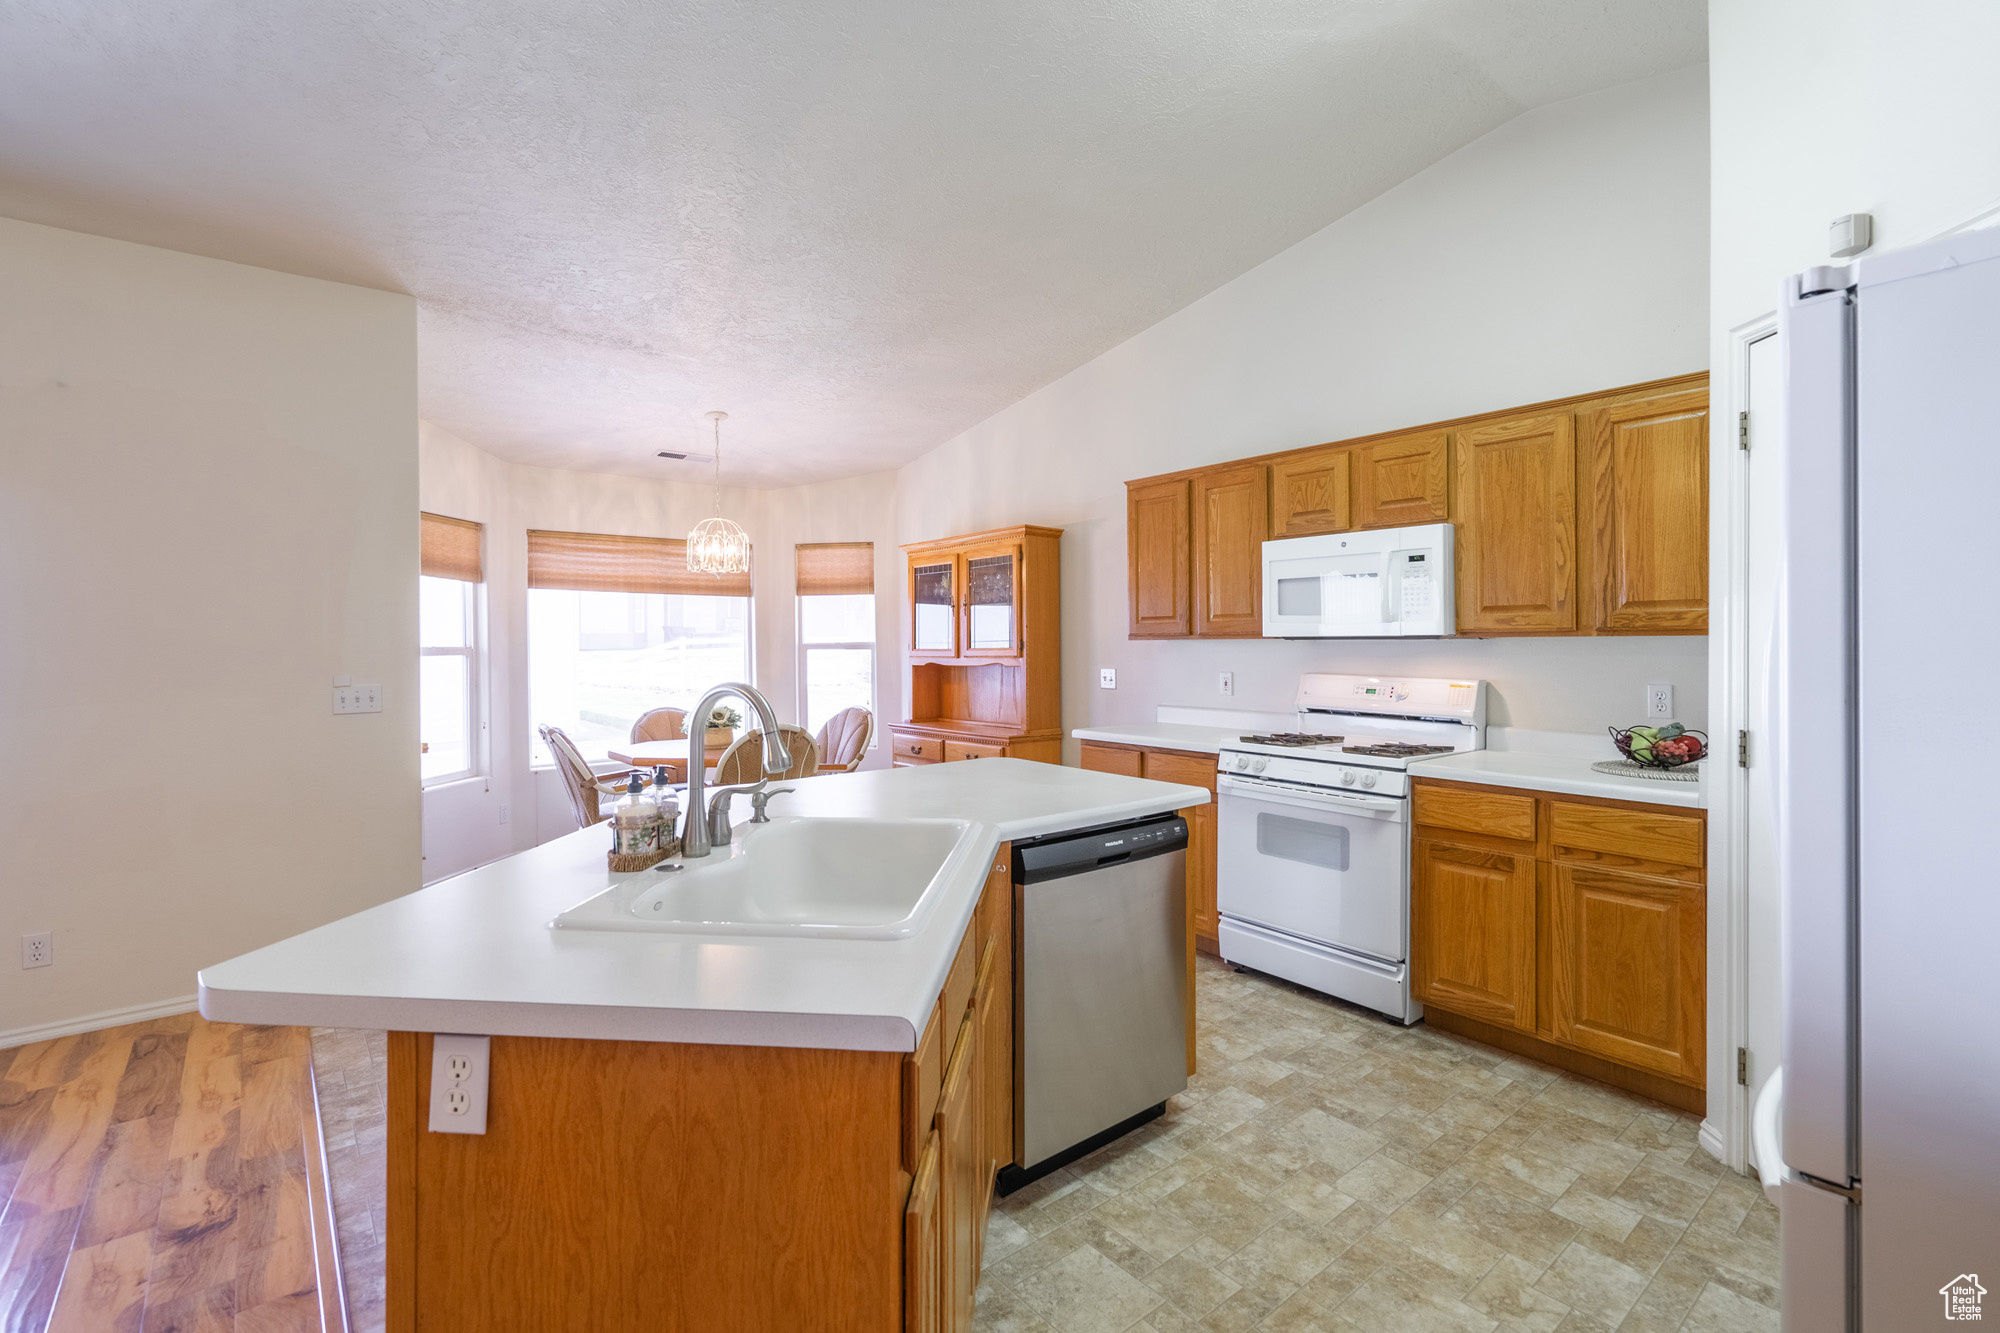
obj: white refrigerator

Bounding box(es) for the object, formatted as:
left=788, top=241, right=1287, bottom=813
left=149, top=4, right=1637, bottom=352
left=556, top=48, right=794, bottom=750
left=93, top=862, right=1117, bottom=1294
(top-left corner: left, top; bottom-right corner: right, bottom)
left=1776, top=224, right=2000, bottom=1329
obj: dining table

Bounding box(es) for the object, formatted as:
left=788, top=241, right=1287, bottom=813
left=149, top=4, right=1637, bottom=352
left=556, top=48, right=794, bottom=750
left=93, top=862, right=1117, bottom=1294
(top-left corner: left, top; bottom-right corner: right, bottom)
left=605, top=731, right=734, bottom=783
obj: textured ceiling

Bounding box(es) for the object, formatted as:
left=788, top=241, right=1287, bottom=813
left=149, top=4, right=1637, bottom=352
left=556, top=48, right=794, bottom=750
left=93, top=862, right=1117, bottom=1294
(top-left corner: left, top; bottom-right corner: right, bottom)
left=0, top=1, right=1702, bottom=486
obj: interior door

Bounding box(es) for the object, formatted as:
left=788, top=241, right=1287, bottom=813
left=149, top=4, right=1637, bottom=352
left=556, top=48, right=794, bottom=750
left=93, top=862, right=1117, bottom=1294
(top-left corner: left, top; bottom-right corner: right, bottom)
left=1742, top=330, right=1783, bottom=1156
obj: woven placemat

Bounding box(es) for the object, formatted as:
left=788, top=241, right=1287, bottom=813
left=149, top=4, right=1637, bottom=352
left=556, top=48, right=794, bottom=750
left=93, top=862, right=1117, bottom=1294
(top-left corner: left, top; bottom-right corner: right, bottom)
left=1591, top=759, right=1701, bottom=783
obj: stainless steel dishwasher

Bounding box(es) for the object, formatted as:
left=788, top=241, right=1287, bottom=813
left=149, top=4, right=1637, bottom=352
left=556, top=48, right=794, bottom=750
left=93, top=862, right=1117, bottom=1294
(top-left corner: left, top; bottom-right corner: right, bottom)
left=998, top=812, right=1189, bottom=1193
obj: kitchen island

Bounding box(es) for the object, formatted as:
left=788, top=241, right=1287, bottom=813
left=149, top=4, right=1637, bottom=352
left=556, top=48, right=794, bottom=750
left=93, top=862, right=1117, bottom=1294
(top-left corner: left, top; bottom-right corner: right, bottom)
left=200, top=759, right=1208, bottom=1333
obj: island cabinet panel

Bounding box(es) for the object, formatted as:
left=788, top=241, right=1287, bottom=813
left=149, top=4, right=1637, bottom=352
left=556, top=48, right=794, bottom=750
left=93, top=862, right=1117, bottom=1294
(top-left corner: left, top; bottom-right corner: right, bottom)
left=938, top=1023, right=979, bottom=1333
left=387, top=1032, right=906, bottom=1333
left=1352, top=430, right=1449, bottom=529
left=1192, top=463, right=1268, bottom=637
left=1546, top=863, right=1705, bottom=1084
left=1411, top=839, right=1538, bottom=1031
left=1127, top=478, right=1193, bottom=637
left=1410, top=777, right=1708, bottom=1113
left=1582, top=389, right=1710, bottom=634
left=1455, top=411, right=1577, bottom=633
left=1269, top=446, right=1352, bottom=537
left=904, top=1134, right=943, bottom=1333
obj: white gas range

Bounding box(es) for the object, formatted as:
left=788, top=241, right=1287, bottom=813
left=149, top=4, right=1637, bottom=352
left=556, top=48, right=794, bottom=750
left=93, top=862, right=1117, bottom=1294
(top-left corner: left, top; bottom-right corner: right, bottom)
left=1215, top=673, right=1487, bottom=1023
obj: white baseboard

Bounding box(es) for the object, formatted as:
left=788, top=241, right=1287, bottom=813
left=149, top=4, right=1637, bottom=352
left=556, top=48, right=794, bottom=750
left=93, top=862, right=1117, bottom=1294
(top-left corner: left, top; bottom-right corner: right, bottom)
left=0, top=993, right=199, bottom=1050
left=1697, top=1117, right=1733, bottom=1171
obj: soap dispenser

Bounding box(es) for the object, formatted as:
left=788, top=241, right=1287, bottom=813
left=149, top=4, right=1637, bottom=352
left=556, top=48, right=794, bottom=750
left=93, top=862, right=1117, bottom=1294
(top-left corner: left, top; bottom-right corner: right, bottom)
left=608, top=772, right=664, bottom=870
left=651, top=767, right=681, bottom=858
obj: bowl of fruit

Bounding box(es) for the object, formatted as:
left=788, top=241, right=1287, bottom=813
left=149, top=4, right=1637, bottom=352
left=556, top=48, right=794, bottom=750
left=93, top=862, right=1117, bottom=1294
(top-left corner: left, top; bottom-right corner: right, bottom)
left=1609, top=723, right=1707, bottom=769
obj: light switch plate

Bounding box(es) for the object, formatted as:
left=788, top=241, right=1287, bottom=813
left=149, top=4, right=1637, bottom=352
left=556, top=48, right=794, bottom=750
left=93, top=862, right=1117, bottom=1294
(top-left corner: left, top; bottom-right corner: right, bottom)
left=1099, top=668, right=1116, bottom=689
left=428, top=1034, right=490, bottom=1134
left=333, top=683, right=384, bottom=715
left=1218, top=672, right=1234, bottom=697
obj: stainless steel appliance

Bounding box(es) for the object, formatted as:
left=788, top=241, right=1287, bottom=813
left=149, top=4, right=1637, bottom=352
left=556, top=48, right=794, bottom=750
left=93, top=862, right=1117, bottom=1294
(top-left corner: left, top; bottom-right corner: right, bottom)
left=1216, top=673, right=1486, bottom=1023
left=1000, top=813, right=1189, bottom=1192
left=1769, top=227, right=2000, bottom=1328
left=1262, top=522, right=1454, bottom=637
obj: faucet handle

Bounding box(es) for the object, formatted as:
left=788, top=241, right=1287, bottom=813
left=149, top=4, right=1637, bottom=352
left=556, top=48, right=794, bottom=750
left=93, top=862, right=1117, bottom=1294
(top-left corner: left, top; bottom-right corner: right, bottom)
left=749, top=788, right=794, bottom=823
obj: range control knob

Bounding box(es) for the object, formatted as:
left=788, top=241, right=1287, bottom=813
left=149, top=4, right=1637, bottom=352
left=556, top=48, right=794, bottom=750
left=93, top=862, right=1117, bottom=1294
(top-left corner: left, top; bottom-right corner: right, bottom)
left=1340, top=770, right=1357, bottom=786
left=1251, top=758, right=1269, bottom=773
left=1362, top=772, right=1378, bottom=788
left=1233, top=755, right=1250, bottom=770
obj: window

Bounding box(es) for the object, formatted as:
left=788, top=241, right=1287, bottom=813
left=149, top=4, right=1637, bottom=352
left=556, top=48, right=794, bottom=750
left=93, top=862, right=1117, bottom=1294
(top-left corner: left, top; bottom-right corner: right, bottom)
left=526, top=529, right=753, bottom=764
left=796, top=543, right=875, bottom=740
left=419, top=512, right=484, bottom=785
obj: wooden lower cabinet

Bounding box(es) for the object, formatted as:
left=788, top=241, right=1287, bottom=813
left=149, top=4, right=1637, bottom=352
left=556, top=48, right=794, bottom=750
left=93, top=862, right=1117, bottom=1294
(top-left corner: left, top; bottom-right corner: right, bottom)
left=905, top=1134, right=944, bottom=1333
left=1411, top=777, right=1707, bottom=1112
left=938, top=1022, right=978, bottom=1333
left=1411, top=838, right=1537, bottom=1031
left=889, top=723, right=1060, bottom=768
left=1546, top=862, right=1705, bottom=1084
left=1079, top=742, right=1218, bottom=953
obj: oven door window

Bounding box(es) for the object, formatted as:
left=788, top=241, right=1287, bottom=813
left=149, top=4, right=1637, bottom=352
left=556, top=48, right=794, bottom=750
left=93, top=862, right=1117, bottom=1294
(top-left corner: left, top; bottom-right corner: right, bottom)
left=1256, top=812, right=1349, bottom=871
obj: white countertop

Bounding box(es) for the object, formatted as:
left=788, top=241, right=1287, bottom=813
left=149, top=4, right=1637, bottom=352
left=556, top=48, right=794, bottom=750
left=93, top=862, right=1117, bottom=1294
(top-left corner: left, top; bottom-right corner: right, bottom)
left=1408, top=748, right=1705, bottom=809
left=1071, top=721, right=1246, bottom=756
left=198, top=760, right=1208, bottom=1053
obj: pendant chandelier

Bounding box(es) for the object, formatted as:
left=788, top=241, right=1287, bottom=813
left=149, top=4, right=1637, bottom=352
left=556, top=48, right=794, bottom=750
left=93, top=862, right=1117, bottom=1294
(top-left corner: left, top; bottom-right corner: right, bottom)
left=686, top=410, right=751, bottom=576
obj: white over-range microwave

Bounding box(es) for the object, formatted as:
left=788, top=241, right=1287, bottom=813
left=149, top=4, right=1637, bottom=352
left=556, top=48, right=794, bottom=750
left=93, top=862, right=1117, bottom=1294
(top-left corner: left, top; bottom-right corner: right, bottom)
left=1261, top=522, right=1454, bottom=638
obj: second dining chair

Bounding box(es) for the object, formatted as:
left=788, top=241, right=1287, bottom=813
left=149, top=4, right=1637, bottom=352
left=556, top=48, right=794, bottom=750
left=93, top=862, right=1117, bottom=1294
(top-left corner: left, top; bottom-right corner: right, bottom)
left=713, top=726, right=817, bottom=785
left=813, top=707, right=874, bottom=774
left=630, top=707, right=689, bottom=743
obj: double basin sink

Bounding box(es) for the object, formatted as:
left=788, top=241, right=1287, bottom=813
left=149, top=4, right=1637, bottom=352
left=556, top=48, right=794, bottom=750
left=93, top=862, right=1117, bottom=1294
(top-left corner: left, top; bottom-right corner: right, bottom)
left=552, top=815, right=983, bottom=941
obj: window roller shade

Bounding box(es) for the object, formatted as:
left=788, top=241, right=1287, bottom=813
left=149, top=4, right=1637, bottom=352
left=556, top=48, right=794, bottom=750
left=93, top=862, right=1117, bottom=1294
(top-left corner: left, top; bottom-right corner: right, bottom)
left=421, top=512, right=484, bottom=583
left=796, top=542, right=875, bottom=597
left=527, top=529, right=752, bottom=597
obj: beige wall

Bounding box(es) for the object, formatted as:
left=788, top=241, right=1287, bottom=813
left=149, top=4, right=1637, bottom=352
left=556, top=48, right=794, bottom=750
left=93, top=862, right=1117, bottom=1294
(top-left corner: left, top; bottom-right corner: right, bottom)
left=893, top=67, right=1713, bottom=753
left=418, top=424, right=900, bottom=881
left=0, top=217, right=418, bottom=1043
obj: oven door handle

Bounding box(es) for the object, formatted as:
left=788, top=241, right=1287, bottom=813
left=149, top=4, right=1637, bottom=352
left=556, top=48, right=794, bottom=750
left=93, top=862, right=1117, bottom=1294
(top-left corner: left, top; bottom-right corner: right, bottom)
left=1218, top=773, right=1407, bottom=821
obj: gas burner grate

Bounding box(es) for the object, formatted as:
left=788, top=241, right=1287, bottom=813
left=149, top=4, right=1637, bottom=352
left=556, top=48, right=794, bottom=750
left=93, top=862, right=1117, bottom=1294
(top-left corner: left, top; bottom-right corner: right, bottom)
left=1340, top=742, right=1456, bottom=758
left=1238, top=733, right=1345, bottom=747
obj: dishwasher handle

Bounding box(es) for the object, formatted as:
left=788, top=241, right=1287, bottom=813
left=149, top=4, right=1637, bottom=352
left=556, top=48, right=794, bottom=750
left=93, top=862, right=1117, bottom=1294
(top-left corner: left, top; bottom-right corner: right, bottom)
left=1013, top=815, right=1189, bottom=885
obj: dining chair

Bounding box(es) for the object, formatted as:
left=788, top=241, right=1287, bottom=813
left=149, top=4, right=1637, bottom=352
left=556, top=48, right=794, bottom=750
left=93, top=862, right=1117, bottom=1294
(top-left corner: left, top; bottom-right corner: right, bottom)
left=813, top=707, right=874, bottom=774
left=713, top=726, right=817, bottom=786
left=540, top=724, right=652, bottom=829
left=630, top=707, right=689, bottom=743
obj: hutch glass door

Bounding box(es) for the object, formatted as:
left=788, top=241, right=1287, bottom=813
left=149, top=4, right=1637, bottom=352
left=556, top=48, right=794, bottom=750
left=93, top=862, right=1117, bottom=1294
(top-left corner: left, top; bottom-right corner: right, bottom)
left=962, top=547, right=1022, bottom=656
left=912, top=559, right=957, bottom=656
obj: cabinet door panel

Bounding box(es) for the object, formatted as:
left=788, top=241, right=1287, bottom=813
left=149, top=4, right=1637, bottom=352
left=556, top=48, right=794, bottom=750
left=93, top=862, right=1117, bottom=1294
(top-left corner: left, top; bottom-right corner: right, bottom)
left=1128, top=479, right=1192, bottom=637
left=904, top=1131, right=942, bottom=1333
left=1411, top=839, right=1536, bottom=1030
left=1353, top=431, right=1448, bottom=528
left=911, top=556, right=960, bottom=657
left=1192, top=464, right=1268, bottom=637
left=960, top=542, right=1024, bottom=657
left=1549, top=863, right=1704, bottom=1082
left=1583, top=390, right=1710, bottom=632
left=976, top=944, right=1010, bottom=1207
left=938, top=1021, right=978, bottom=1332
left=1455, top=411, right=1577, bottom=633
left=1269, top=447, right=1352, bottom=537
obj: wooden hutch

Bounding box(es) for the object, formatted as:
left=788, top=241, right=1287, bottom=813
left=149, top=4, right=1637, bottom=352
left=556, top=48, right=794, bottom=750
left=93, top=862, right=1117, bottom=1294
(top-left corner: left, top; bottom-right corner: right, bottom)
left=890, top=525, right=1062, bottom=766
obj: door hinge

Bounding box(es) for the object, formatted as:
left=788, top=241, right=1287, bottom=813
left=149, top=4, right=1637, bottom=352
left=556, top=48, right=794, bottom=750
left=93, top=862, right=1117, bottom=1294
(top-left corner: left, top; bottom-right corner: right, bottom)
left=1736, top=1047, right=1749, bottom=1086
left=1737, top=730, right=1749, bottom=768
left=1738, top=410, right=1750, bottom=450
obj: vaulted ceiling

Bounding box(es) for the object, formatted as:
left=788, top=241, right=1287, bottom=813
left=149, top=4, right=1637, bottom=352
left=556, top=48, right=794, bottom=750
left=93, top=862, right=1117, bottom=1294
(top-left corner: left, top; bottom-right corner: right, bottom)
left=0, top=1, right=1702, bottom=485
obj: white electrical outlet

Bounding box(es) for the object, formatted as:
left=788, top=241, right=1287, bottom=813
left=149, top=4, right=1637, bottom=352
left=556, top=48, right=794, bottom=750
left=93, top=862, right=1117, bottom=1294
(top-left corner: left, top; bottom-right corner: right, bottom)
left=1099, top=668, right=1116, bottom=689
left=1218, top=671, right=1234, bottom=697
left=1646, top=683, right=1674, bottom=720
left=427, top=1034, right=490, bottom=1134
left=21, top=931, right=52, bottom=969
left=333, top=684, right=385, bottom=715
left=497, top=802, right=510, bottom=826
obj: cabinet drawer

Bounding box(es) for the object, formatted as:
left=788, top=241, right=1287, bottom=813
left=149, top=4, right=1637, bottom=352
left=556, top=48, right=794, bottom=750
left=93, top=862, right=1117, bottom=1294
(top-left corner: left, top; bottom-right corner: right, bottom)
left=946, top=740, right=1005, bottom=762
left=1079, top=743, right=1143, bottom=777
left=942, top=926, right=977, bottom=1029
left=892, top=732, right=941, bottom=764
left=1412, top=784, right=1537, bottom=842
left=1551, top=802, right=1704, bottom=869
left=902, top=1002, right=945, bottom=1171
left=1143, top=749, right=1218, bottom=789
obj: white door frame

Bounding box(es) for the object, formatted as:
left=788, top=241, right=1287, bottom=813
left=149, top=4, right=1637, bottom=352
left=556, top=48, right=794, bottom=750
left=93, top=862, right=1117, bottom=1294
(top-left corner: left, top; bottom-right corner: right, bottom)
left=1702, top=310, right=1778, bottom=1171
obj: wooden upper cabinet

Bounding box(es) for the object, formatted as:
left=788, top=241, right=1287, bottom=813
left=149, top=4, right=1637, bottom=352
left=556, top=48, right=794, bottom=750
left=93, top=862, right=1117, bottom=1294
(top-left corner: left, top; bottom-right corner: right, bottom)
left=1192, top=463, right=1268, bottom=637
left=1412, top=838, right=1537, bottom=1031
left=1269, top=446, right=1352, bottom=537
left=1582, top=390, right=1710, bottom=633
left=1455, top=411, right=1577, bottom=633
left=1353, top=431, right=1449, bottom=528
left=1127, top=478, right=1192, bottom=637
left=1547, top=863, right=1705, bottom=1083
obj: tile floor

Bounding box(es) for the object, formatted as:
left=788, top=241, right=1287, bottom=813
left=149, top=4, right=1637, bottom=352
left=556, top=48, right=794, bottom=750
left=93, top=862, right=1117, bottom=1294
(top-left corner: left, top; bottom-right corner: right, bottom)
left=972, top=956, right=1779, bottom=1333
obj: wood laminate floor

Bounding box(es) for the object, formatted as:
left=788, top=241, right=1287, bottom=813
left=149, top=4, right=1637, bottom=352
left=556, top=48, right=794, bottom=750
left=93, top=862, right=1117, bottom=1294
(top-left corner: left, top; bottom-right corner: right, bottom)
left=0, top=1014, right=326, bottom=1333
